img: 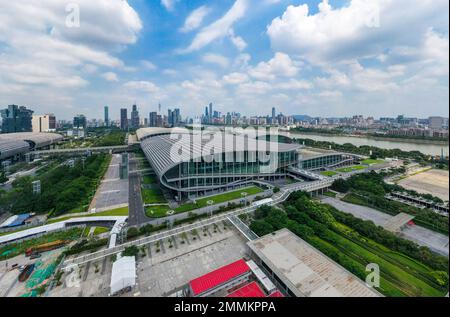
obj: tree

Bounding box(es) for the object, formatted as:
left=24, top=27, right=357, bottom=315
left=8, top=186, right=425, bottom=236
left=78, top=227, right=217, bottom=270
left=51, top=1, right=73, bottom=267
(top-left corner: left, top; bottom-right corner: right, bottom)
left=331, top=179, right=350, bottom=193
left=250, top=220, right=273, bottom=236
left=122, top=246, right=139, bottom=257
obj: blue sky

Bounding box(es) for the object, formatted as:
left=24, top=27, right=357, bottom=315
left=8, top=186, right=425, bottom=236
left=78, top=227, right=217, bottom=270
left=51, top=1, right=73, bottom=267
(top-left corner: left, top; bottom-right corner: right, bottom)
left=0, top=0, right=448, bottom=120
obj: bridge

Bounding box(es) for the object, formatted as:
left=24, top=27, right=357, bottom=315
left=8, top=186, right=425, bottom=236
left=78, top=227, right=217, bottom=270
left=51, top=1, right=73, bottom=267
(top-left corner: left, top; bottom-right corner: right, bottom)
left=32, top=145, right=132, bottom=156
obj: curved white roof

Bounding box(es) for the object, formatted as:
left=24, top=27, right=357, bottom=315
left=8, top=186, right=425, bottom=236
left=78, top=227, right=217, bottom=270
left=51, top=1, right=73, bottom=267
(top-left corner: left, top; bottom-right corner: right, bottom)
left=0, top=132, right=63, bottom=159
left=140, top=132, right=300, bottom=179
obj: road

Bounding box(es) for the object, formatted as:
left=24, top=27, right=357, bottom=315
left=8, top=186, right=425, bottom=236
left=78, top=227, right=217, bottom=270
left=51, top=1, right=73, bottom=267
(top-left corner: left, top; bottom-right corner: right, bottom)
left=322, top=197, right=449, bottom=256
left=127, top=153, right=150, bottom=227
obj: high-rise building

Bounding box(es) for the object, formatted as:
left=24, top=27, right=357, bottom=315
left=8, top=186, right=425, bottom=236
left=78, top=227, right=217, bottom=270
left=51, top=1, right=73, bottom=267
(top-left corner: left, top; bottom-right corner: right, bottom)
left=272, top=107, right=276, bottom=123
left=120, top=108, right=128, bottom=130
left=149, top=112, right=158, bottom=127
left=429, top=116, right=446, bottom=130
left=104, top=106, right=109, bottom=127
left=209, top=103, right=213, bottom=123
left=226, top=112, right=232, bottom=125
left=131, top=104, right=140, bottom=129
left=32, top=114, right=56, bottom=132
left=168, top=109, right=173, bottom=126
left=0, top=105, right=34, bottom=133
left=73, top=114, right=87, bottom=130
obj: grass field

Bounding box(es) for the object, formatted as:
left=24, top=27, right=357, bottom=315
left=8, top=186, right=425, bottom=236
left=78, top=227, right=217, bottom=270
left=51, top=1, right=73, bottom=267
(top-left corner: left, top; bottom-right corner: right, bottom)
left=142, top=175, right=157, bottom=185
left=141, top=187, right=166, bottom=204
left=318, top=222, right=446, bottom=296
left=321, top=171, right=338, bottom=177
left=47, top=206, right=129, bottom=224
left=145, top=186, right=264, bottom=218
left=93, top=227, right=110, bottom=236
left=323, top=191, right=337, bottom=198
left=336, top=165, right=367, bottom=173
left=361, top=159, right=385, bottom=165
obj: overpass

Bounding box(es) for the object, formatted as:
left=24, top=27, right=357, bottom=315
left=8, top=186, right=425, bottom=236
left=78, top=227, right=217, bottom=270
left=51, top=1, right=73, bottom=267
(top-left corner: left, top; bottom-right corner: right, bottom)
left=32, top=145, right=132, bottom=156
left=61, top=177, right=335, bottom=270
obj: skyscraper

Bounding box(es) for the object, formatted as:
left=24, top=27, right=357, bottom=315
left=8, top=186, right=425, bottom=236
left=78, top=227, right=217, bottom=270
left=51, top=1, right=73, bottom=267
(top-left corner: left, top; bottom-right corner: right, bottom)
left=120, top=108, right=128, bottom=130
left=149, top=112, right=157, bottom=127
left=0, top=105, right=34, bottom=133
left=131, top=104, right=140, bottom=129
left=272, top=107, right=276, bottom=122
left=209, top=103, right=213, bottom=123
left=168, top=109, right=173, bottom=126
left=73, top=114, right=87, bottom=130
left=104, top=106, right=109, bottom=127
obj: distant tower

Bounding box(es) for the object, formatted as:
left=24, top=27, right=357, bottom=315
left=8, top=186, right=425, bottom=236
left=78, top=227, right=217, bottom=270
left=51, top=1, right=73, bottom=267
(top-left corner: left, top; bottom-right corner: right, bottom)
left=104, top=106, right=109, bottom=127
left=209, top=103, right=213, bottom=123
left=158, top=103, right=161, bottom=113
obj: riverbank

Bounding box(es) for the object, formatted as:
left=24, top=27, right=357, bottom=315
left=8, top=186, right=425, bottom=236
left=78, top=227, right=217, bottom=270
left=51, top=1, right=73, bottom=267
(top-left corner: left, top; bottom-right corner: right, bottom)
left=287, top=130, right=449, bottom=146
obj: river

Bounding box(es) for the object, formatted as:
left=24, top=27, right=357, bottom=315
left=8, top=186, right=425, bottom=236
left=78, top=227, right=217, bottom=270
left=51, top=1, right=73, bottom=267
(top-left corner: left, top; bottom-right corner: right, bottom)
left=283, top=132, right=449, bottom=156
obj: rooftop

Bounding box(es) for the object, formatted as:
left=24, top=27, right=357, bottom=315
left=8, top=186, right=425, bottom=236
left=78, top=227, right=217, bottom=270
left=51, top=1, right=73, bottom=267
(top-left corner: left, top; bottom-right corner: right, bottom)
left=247, top=229, right=381, bottom=297
left=189, top=259, right=251, bottom=296
left=226, top=281, right=266, bottom=298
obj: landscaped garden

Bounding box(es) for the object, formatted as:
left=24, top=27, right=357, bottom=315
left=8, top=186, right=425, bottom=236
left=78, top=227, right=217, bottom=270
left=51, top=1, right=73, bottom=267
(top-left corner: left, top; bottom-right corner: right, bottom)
left=46, top=206, right=129, bottom=224
left=361, top=159, right=385, bottom=165
left=145, top=186, right=265, bottom=218
left=336, top=165, right=367, bottom=173
left=320, top=171, right=338, bottom=177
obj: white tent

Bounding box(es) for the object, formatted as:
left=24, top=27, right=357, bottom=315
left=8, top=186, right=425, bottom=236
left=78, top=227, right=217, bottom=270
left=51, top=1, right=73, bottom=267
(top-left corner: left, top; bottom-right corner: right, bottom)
left=110, top=256, right=136, bottom=295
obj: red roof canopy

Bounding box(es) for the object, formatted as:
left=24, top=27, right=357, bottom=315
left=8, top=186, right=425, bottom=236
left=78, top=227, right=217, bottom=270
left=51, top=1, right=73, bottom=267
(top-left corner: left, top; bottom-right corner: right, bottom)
left=190, top=259, right=250, bottom=296
left=268, top=290, right=284, bottom=297
left=227, top=282, right=266, bottom=298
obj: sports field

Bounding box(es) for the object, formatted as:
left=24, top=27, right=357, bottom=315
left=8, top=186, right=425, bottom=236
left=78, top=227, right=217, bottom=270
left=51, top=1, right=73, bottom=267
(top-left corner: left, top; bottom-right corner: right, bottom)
left=398, top=169, right=449, bottom=201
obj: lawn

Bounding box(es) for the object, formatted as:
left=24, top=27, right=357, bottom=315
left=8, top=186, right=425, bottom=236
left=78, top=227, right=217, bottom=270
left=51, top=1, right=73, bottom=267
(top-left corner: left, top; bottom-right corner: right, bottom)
left=142, top=175, right=157, bottom=185
left=323, top=191, right=337, bottom=198
left=93, top=227, right=110, bottom=236
left=145, top=186, right=265, bottom=218
left=321, top=171, right=338, bottom=177
left=361, top=159, right=385, bottom=165
left=336, top=165, right=367, bottom=173
left=47, top=206, right=129, bottom=224
left=145, top=205, right=172, bottom=218
left=141, top=187, right=166, bottom=204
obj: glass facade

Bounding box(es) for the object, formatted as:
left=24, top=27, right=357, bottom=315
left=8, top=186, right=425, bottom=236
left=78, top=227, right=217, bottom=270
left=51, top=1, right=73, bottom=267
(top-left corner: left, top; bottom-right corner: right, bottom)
left=299, top=154, right=346, bottom=170
left=162, top=150, right=298, bottom=194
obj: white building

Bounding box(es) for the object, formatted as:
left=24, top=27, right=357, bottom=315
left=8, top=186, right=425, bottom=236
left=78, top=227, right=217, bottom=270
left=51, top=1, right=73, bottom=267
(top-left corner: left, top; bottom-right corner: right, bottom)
left=32, top=114, right=56, bottom=132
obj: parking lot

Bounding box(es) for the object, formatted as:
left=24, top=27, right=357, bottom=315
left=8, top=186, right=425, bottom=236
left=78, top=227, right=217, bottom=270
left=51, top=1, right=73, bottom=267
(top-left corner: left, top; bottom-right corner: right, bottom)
left=90, top=154, right=129, bottom=212
left=47, top=223, right=249, bottom=297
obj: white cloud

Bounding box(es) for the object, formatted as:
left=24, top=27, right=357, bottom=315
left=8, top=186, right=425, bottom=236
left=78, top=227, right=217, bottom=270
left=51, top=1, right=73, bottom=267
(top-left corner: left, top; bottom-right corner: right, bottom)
left=123, top=81, right=160, bottom=93
left=248, top=52, right=299, bottom=81
left=101, top=72, right=119, bottom=82
left=0, top=0, right=142, bottom=96
left=141, top=60, right=157, bottom=71
left=202, top=53, right=230, bottom=68
left=267, top=0, right=448, bottom=64
left=182, top=0, right=248, bottom=53
left=161, top=0, right=178, bottom=12
left=222, top=72, right=249, bottom=85
left=180, top=6, right=211, bottom=33
left=229, top=29, right=247, bottom=51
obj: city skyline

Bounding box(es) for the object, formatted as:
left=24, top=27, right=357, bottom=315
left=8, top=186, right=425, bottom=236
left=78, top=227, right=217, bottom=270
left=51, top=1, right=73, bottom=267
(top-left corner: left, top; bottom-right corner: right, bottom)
left=0, top=0, right=448, bottom=120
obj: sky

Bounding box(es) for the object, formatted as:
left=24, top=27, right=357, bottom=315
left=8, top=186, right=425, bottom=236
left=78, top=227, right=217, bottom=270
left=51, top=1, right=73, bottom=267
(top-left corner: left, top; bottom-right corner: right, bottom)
left=0, top=0, right=448, bottom=121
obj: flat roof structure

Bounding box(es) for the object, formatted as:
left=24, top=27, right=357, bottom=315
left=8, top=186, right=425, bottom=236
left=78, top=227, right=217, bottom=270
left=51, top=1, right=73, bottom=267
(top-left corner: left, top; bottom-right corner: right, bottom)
left=247, top=229, right=381, bottom=297
left=226, top=282, right=266, bottom=298
left=110, top=256, right=136, bottom=296
left=189, top=259, right=251, bottom=296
